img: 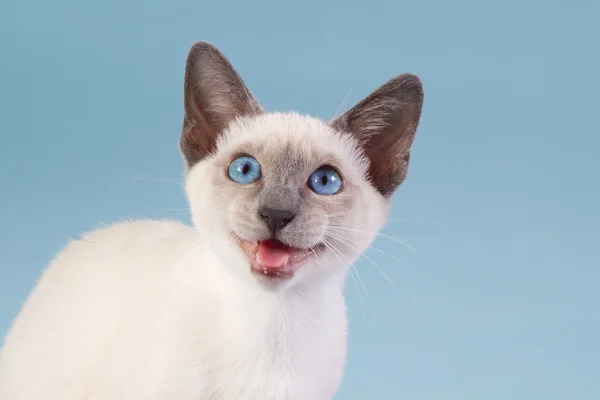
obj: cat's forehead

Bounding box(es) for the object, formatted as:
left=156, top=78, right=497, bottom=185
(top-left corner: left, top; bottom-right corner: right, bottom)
left=217, top=112, right=368, bottom=175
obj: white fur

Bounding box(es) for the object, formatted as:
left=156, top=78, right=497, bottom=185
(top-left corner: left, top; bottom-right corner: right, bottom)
left=0, top=113, right=389, bottom=400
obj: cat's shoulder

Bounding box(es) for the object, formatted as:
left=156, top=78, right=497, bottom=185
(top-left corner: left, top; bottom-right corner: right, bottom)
left=38, top=220, right=199, bottom=280
left=82, top=219, right=194, bottom=240
left=63, top=219, right=197, bottom=255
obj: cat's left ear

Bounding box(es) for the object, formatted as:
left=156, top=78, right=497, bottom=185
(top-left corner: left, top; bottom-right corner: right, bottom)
left=181, top=41, right=263, bottom=168
left=331, top=74, right=424, bottom=197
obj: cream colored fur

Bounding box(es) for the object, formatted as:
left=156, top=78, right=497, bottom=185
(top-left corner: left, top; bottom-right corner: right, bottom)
left=0, top=113, right=389, bottom=400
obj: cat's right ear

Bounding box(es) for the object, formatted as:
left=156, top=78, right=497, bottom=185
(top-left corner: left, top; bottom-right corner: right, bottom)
left=180, top=41, right=263, bottom=168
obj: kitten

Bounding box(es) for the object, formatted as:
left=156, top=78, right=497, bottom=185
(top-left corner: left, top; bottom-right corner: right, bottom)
left=0, top=41, right=423, bottom=400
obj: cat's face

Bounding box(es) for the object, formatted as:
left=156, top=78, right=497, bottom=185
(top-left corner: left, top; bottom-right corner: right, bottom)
left=181, top=42, right=423, bottom=291
left=186, top=113, right=387, bottom=290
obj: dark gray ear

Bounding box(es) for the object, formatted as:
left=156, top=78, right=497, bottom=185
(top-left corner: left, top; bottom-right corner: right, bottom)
left=330, top=74, right=424, bottom=197
left=181, top=41, right=263, bottom=167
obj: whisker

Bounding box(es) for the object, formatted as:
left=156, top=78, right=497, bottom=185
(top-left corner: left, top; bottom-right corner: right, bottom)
left=322, top=239, right=359, bottom=292
left=327, top=226, right=416, bottom=253
left=325, top=231, right=414, bottom=272
left=386, top=215, right=461, bottom=237
left=322, top=238, right=373, bottom=322
left=350, top=265, right=374, bottom=326
left=333, top=88, right=355, bottom=118
left=326, top=233, right=404, bottom=303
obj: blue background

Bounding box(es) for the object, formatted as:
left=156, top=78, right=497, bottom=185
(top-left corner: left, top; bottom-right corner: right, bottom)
left=1, top=0, right=599, bottom=398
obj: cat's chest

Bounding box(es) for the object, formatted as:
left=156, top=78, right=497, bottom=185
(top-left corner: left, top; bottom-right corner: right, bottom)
left=201, top=295, right=347, bottom=400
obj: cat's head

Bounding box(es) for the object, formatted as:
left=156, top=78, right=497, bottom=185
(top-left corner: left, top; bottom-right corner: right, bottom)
left=182, top=42, right=423, bottom=292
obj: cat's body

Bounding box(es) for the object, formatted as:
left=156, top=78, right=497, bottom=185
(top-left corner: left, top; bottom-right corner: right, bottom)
left=0, top=220, right=346, bottom=399
left=0, top=42, right=423, bottom=400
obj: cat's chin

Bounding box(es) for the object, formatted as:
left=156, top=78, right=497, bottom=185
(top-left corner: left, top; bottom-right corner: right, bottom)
left=236, top=236, right=324, bottom=280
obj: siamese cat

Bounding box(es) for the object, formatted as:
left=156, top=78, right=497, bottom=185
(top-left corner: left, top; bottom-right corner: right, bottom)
left=0, top=41, right=424, bottom=400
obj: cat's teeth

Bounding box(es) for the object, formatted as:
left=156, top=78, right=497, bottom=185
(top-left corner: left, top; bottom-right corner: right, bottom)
left=237, top=238, right=259, bottom=257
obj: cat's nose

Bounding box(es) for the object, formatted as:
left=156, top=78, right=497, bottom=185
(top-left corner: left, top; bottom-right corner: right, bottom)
left=259, top=207, right=296, bottom=234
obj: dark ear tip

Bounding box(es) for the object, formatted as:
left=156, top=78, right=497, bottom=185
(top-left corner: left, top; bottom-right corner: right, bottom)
left=189, top=41, right=218, bottom=53
left=186, top=41, right=224, bottom=63
left=393, top=73, right=424, bottom=101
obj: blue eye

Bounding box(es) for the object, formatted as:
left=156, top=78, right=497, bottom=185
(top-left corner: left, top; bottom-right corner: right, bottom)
left=228, top=155, right=261, bottom=184
left=308, top=166, right=342, bottom=195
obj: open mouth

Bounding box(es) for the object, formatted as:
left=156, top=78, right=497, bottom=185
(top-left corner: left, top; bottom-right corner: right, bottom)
left=237, top=237, right=322, bottom=279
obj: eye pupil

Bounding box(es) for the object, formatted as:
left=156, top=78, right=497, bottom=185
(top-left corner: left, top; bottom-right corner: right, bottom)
left=320, top=175, right=328, bottom=185
left=242, top=163, right=250, bottom=175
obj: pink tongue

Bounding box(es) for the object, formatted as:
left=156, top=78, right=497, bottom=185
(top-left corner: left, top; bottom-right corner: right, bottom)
left=257, top=240, right=292, bottom=269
